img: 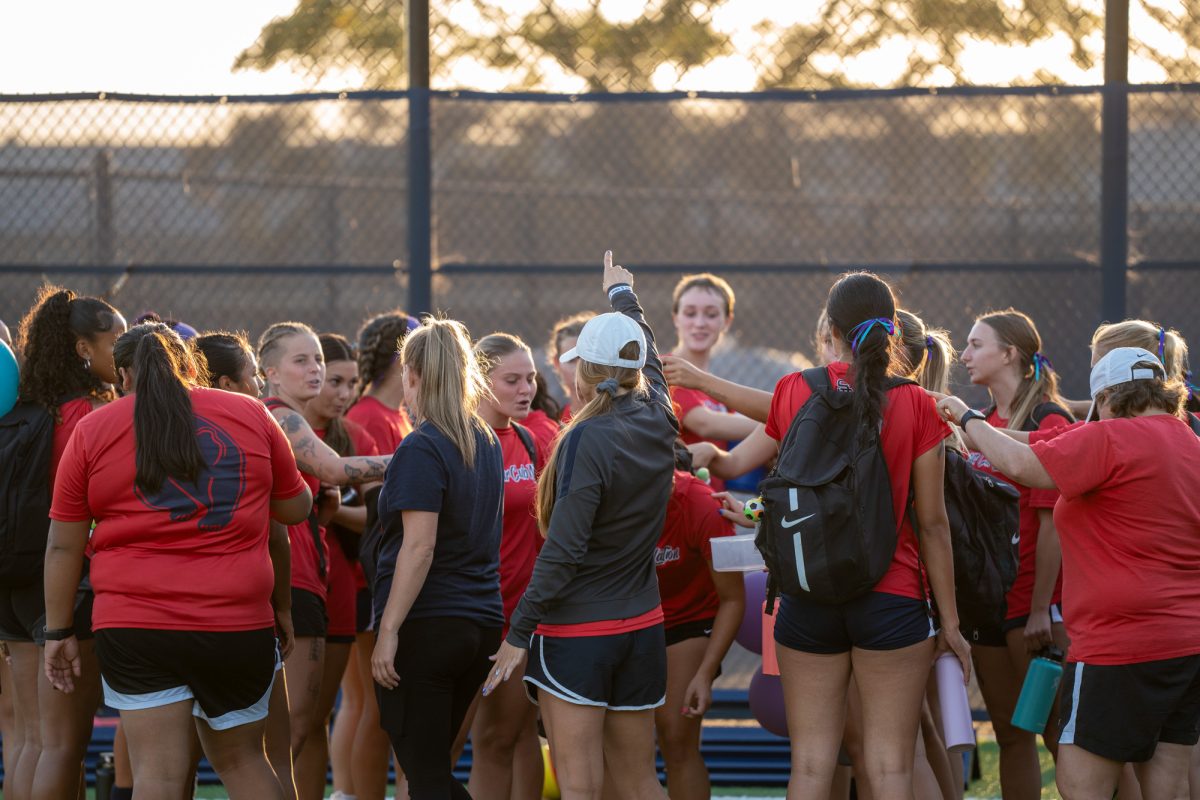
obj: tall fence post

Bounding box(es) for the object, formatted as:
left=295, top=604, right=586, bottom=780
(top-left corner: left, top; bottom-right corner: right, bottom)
left=1100, top=0, right=1129, bottom=322
left=92, top=151, right=114, bottom=266
left=407, top=0, right=433, bottom=316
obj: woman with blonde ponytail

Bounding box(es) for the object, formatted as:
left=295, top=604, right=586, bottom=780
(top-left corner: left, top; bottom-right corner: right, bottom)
left=958, top=309, right=1072, bottom=799
left=369, top=318, right=505, bottom=800
left=484, top=253, right=678, bottom=800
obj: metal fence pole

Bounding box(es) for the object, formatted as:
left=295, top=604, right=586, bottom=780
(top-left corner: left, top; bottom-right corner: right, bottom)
left=1100, top=0, right=1130, bottom=322
left=407, top=0, right=433, bottom=315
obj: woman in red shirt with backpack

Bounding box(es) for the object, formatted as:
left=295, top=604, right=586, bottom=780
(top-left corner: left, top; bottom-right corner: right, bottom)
left=701, top=271, right=969, bottom=800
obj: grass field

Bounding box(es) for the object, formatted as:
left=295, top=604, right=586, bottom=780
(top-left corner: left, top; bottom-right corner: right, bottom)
left=188, top=741, right=1062, bottom=800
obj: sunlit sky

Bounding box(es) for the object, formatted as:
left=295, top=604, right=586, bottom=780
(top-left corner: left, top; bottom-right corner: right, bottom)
left=0, top=0, right=1182, bottom=95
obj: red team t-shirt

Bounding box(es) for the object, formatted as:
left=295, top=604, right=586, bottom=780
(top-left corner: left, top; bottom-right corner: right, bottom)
left=322, top=419, right=380, bottom=637
left=521, top=409, right=562, bottom=448
left=764, top=363, right=950, bottom=600
left=969, top=407, right=1069, bottom=619
left=50, top=388, right=308, bottom=632
left=345, top=395, right=413, bottom=455
left=670, top=385, right=734, bottom=491
left=1031, top=415, right=1200, bottom=664
left=264, top=397, right=328, bottom=600
left=495, top=424, right=548, bottom=626
left=51, top=397, right=95, bottom=486
left=656, top=471, right=734, bottom=629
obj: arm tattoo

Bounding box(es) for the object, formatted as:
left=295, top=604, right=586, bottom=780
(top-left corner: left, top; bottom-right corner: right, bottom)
left=344, top=457, right=388, bottom=481
left=279, top=411, right=306, bottom=434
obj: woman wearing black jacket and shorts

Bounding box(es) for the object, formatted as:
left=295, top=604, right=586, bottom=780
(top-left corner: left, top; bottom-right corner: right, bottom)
left=485, top=252, right=678, bottom=800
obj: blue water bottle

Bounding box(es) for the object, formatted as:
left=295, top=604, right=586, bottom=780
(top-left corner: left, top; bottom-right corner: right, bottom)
left=1012, top=647, right=1064, bottom=733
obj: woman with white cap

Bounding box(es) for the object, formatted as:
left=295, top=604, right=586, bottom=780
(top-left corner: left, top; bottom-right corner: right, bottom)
left=934, top=347, right=1200, bottom=800
left=483, top=252, right=678, bottom=800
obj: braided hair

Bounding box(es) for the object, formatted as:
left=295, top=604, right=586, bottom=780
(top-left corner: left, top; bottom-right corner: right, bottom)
left=16, top=285, right=121, bottom=416
left=355, top=311, right=414, bottom=400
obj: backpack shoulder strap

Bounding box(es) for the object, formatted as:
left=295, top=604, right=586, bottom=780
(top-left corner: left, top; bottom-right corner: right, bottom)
left=1027, top=401, right=1073, bottom=432
left=511, top=422, right=538, bottom=465
left=1188, top=413, right=1200, bottom=437
left=886, top=376, right=918, bottom=391
left=800, top=366, right=832, bottom=393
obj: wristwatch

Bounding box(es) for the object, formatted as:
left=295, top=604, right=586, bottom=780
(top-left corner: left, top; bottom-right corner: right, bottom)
left=42, top=627, right=74, bottom=641
left=959, top=409, right=987, bottom=429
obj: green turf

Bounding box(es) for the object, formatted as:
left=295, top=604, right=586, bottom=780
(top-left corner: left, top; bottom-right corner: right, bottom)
left=185, top=742, right=1062, bottom=799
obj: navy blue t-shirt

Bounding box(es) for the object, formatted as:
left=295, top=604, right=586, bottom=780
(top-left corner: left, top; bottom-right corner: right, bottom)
left=373, top=419, right=505, bottom=628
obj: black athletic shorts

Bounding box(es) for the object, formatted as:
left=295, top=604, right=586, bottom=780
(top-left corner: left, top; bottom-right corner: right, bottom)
left=32, top=569, right=96, bottom=645
left=96, top=627, right=278, bottom=730
left=291, top=588, right=328, bottom=639
left=523, top=624, right=667, bottom=711
left=0, top=580, right=44, bottom=643
left=1059, top=655, right=1200, bottom=763
left=356, top=587, right=372, bottom=635
left=774, top=591, right=934, bottom=654
left=664, top=617, right=715, bottom=648
left=969, top=603, right=1063, bottom=648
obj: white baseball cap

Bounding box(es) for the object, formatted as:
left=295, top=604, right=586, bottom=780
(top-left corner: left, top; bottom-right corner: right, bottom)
left=558, top=312, right=646, bottom=370
left=1086, top=346, right=1166, bottom=422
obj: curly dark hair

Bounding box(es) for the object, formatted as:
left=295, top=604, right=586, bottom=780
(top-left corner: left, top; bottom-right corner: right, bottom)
left=1097, top=373, right=1187, bottom=420
left=16, top=285, right=121, bottom=416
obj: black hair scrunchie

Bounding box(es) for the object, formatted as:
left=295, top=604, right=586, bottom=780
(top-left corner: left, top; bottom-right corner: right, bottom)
left=597, top=378, right=620, bottom=398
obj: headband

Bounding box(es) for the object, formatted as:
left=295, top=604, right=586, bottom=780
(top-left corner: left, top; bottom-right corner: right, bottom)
left=848, top=318, right=897, bottom=355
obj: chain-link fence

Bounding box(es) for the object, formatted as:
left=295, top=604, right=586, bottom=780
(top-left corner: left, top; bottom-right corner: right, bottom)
left=2, top=1, right=1199, bottom=404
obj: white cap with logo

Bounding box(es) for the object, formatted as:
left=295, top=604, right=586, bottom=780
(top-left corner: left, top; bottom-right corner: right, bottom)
left=558, top=312, right=647, bottom=370
left=1086, top=346, right=1166, bottom=422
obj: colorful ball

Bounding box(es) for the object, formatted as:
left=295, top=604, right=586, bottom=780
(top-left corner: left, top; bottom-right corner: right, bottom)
left=743, top=496, right=765, bottom=522
left=695, top=467, right=710, bottom=483
left=749, top=666, right=789, bottom=738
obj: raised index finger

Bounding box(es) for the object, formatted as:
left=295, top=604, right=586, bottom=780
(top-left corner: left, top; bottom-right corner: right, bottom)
left=604, top=250, right=613, bottom=270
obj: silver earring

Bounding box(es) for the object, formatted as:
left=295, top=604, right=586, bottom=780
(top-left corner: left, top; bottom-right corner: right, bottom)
left=82, top=357, right=91, bottom=372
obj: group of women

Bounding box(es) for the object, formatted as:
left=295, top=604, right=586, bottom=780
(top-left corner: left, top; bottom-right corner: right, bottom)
left=1, top=251, right=1198, bottom=800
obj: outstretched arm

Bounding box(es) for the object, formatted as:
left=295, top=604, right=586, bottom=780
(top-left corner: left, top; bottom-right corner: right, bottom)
left=271, top=408, right=391, bottom=485
left=662, top=355, right=773, bottom=423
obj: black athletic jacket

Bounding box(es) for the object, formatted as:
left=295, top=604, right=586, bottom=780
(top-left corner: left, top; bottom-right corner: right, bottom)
left=506, top=284, right=679, bottom=648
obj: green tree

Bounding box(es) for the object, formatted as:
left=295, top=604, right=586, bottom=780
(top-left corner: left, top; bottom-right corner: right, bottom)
left=231, top=0, right=1200, bottom=90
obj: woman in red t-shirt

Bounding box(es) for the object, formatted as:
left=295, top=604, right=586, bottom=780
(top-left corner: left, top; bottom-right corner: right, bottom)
left=255, top=321, right=392, bottom=776
left=700, top=272, right=969, bottom=799
left=194, top=331, right=297, bottom=795
left=659, top=274, right=758, bottom=492
left=936, top=348, right=1200, bottom=798
left=652, top=463, right=744, bottom=800
left=960, top=309, right=1073, bottom=797
left=5, top=286, right=125, bottom=800
left=44, top=322, right=312, bottom=798
left=300, top=333, right=385, bottom=800
left=463, top=332, right=549, bottom=799
left=347, top=311, right=418, bottom=455
left=547, top=311, right=595, bottom=425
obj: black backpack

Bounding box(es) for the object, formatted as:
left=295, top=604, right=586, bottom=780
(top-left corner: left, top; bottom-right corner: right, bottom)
left=937, top=448, right=1020, bottom=636
left=755, top=367, right=914, bottom=611
left=0, top=403, right=56, bottom=588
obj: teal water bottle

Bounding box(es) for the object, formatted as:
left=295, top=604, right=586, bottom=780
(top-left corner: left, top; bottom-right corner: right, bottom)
left=1012, top=647, right=1064, bottom=733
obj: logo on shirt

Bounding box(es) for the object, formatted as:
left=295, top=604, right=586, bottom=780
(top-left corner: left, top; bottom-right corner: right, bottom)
left=701, top=399, right=729, bottom=414
left=654, top=545, right=681, bottom=567
left=504, top=462, right=536, bottom=484
left=835, top=378, right=852, bottom=392
left=136, top=415, right=246, bottom=532
left=967, top=451, right=993, bottom=471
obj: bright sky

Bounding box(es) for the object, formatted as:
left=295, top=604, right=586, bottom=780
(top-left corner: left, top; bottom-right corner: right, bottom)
left=0, top=0, right=1182, bottom=95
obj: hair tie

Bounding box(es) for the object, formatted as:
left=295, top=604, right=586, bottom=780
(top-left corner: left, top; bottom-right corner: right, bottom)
left=1157, top=327, right=1167, bottom=361
left=1032, top=352, right=1054, bottom=382
left=1185, top=369, right=1199, bottom=397
left=597, top=378, right=620, bottom=398
left=847, top=318, right=897, bottom=355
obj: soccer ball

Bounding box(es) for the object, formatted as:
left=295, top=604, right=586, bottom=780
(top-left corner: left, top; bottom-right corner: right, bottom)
left=743, top=496, right=765, bottom=522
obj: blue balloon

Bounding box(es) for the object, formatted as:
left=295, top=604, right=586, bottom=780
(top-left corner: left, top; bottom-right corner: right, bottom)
left=0, top=339, right=17, bottom=417
left=735, top=570, right=769, bottom=654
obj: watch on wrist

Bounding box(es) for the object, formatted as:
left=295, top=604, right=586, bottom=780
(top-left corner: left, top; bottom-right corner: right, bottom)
left=42, top=627, right=74, bottom=641
left=959, top=409, right=987, bottom=429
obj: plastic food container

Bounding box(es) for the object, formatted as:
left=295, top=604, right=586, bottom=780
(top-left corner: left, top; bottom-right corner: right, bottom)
left=711, top=533, right=766, bottom=572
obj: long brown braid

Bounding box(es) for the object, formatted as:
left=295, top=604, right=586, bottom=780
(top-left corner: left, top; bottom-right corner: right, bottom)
left=355, top=311, right=413, bottom=400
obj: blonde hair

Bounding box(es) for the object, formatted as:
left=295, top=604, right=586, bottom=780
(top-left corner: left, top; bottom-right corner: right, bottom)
left=535, top=342, right=646, bottom=534
left=474, top=332, right=532, bottom=376
left=1092, top=320, right=1188, bottom=380
left=257, top=321, right=318, bottom=395
left=401, top=318, right=494, bottom=467
left=897, top=309, right=955, bottom=395
left=977, top=309, right=1065, bottom=430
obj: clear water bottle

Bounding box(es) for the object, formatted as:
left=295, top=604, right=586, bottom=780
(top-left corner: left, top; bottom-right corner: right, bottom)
left=95, top=751, right=115, bottom=800
left=1012, top=646, right=1064, bottom=733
